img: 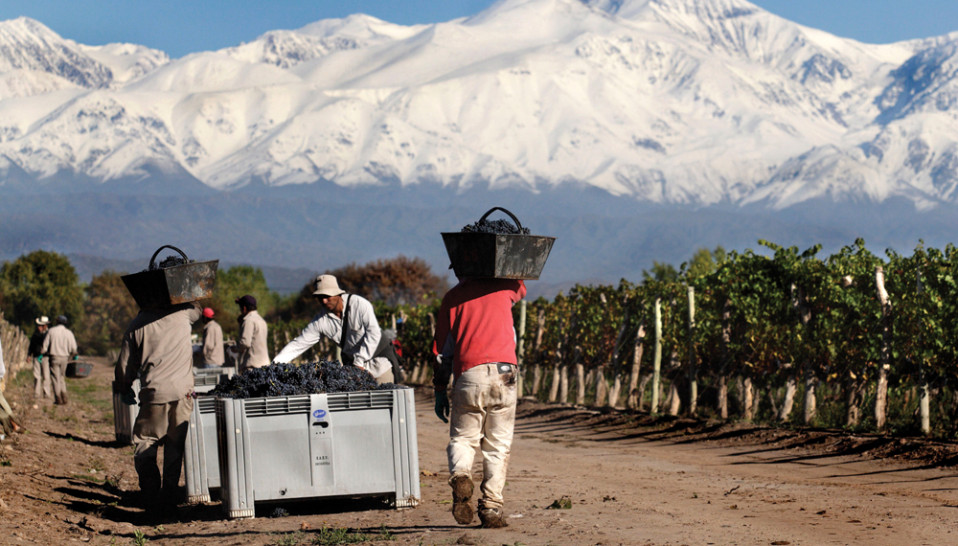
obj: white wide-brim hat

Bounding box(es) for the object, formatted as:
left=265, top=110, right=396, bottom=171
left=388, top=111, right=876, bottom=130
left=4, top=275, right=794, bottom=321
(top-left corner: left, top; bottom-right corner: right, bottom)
left=312, top=274, right=345, bottom=297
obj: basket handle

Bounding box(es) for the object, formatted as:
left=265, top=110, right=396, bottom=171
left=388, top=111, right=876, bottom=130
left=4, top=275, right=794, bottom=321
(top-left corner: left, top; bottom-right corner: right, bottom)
left=149, top=245, right=190, bottom=269
left=478, top=207, right=522, bottom=231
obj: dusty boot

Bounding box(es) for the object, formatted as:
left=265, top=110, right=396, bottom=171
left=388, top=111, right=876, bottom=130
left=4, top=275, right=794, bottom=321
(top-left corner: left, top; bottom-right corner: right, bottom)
left=450, top=474, right=475, bottom=525
left=478, top=505, right=509, bottom=529
left=60, top=393, right=68, bottom=405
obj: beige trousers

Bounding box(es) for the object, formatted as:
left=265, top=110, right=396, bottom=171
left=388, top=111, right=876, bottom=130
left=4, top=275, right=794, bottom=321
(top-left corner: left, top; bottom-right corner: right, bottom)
left=49, top=355, right=70, bottom=401
left=447, top=363, right=518, bottom=510
left=132, top=395, right=194, bottom=502
left=33, top=356, right=51, bottom=398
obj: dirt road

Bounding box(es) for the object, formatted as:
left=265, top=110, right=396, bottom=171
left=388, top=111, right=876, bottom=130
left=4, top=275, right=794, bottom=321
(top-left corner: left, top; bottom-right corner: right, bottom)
left=1, top=358, right=956, bottom=545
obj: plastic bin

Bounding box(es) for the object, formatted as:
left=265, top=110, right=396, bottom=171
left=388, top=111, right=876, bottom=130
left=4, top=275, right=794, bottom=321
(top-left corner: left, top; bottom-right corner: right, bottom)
left=215, top=388, right=420, bottom=519
left=193, top=367, right=236, bottom=394
left=121, top=245, right=218, bottom=308
left=184, top=396, right=219, bottom=503
left=442, top=207, right=555, bottom=280
left=112, top=380, right=140, bottom=444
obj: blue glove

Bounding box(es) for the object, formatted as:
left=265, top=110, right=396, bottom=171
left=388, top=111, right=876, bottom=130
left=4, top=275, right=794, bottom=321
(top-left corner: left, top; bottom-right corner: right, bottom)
left=121, top=389, right=137, bottom=406
left=434, top=390, right=450, bottom=423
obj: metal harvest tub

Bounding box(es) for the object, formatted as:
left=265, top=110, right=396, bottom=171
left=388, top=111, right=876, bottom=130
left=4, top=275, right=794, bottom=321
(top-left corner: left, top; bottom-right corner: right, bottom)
left=442, top=207, right=555, bottom=280
left=121, top=245, right=217, bottom=309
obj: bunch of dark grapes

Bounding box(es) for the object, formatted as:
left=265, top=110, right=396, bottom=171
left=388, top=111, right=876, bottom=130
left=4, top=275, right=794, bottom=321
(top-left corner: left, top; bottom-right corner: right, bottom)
left=211, top=360, right=398, bottom=399
left=461, top=218, right=530, bottom=235
left=151, top=255, right=192, bottom=270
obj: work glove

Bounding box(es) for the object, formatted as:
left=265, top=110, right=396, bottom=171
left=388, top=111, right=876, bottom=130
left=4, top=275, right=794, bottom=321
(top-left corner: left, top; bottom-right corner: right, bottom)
left=37, top=355, right=43, bottom=363
left=121, top=389, right=137, bottom=406
left=434, top=389, right=450, bottom=423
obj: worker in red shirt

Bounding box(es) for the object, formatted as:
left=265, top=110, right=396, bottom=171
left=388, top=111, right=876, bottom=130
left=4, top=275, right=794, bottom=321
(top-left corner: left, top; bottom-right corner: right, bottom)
left=432, top=277, right=526, bottom=529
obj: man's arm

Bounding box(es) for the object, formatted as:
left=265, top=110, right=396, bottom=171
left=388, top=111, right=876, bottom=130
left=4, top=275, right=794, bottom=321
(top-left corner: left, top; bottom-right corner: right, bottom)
left=114, top=329, right=141, bottom=390
left=273, top=317, right=325, bottom=364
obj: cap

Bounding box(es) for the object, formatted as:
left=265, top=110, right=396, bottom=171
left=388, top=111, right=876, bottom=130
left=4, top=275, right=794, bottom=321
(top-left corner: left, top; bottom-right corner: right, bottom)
left=203, top=307, right=215, bottom=319
left=235, top=294, right=256, bottom=308
left=56, top=315, right=68, bottom=325
left=36, top=316, right=50, bottom=325
left=312, top=274, right=345, bottom=298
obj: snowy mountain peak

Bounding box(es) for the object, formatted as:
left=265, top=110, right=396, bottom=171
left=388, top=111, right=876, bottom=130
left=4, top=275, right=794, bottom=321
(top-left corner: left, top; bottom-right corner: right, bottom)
left=1, top=7, right=958, bottom=209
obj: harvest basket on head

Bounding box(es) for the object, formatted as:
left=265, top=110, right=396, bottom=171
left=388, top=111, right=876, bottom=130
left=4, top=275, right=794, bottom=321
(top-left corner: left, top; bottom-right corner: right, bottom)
left=121, top=245, right=218, bottom=308
left=442, top=207, right=555, bottom=280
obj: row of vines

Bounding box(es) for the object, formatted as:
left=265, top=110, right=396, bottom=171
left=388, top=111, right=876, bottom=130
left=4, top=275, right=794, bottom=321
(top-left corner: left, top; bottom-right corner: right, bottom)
left=382, top=239, right=958, bottom=438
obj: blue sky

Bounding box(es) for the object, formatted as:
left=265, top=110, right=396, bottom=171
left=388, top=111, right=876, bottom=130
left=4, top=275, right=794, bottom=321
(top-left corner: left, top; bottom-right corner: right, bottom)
left=3, top=0, right=956, bottom=58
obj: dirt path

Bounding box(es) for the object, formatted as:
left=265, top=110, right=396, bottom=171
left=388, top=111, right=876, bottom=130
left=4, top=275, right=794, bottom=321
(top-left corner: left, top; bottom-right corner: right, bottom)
left=1, top=358, right=957, bottom=545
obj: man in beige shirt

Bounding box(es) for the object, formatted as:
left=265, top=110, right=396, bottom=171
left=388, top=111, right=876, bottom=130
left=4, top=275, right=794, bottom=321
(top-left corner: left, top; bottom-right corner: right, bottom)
left=235, top=295, right=269, bottom=372
left=200, top=308, right=224, bottom=367
left=42, top=315, right=77, bottom=405
left=115, top=302, right=202, bottom=516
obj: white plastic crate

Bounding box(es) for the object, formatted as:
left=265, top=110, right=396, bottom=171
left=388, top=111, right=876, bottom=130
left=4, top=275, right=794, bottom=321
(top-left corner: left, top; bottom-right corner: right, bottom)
left=215, top=388, right=420, bottom=518
left=193, top=367, right=236, bottom=394
left=184, top=396, right=219, bottom=503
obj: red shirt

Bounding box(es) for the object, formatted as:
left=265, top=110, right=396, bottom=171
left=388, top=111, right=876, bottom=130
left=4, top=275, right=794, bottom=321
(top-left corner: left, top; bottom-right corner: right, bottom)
left=434, top=278, right=526, bottom=378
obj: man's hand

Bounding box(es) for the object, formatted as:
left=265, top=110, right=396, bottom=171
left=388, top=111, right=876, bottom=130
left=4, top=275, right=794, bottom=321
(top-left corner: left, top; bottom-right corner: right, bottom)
left=434, top=389, right=450, bottom=423
left=121, top=389, right=137, bottom=406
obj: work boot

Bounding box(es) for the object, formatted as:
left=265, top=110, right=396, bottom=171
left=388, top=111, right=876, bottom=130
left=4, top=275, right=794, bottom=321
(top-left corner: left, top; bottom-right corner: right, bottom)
left=60, top=393, right=68, bottom=405
left=478, top=506, right=509, bottom=529
left=449, top=474, right=475, bottom=525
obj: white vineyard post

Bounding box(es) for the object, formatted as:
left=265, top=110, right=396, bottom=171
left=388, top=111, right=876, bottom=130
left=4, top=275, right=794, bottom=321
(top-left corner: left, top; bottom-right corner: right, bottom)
left=916, top=270, right=931, bottom=435
left=516, top=300, right=527, bottom=397
left=652, top=298, right=662, bottom=413
left=627, top=322, right=646, bottom=410
left=874, top=265, right=892, bottom=431
left=687, top=285, right=697, bottom=416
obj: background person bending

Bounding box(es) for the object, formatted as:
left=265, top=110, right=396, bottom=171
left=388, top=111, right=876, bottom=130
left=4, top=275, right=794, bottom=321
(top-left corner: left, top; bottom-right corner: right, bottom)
left=273, top=274, right=394, bottom=384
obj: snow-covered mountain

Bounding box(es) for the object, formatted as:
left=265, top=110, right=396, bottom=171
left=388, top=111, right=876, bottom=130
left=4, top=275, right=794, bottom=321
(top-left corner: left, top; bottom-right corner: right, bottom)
left=0, top=0, right=957, bottom=209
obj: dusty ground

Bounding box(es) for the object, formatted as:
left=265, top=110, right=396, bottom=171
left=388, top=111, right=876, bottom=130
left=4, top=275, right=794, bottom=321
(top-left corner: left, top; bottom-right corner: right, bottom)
left=1, top=357, right=957, bottom=545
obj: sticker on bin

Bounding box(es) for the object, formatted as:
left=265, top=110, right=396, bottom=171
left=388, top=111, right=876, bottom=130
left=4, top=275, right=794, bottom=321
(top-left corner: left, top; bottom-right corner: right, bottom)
left=309, top=394, right=335, bottom=485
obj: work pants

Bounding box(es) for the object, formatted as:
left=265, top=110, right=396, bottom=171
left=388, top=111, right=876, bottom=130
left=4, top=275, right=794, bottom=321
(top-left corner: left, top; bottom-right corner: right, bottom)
left=447, top=363, right=518, bottom=510
left=132, top=395, right=194, bottom=504
left=33, top=356, right=52, bottom=399
left=49, top=355, right=70, bottom=402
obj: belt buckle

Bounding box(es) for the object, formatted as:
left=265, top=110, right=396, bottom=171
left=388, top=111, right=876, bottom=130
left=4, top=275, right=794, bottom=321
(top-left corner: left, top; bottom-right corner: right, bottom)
left=496, top=362, right=514, bottom=374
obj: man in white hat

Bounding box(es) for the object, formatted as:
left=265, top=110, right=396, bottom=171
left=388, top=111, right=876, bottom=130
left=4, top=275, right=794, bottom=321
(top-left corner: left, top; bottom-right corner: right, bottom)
left=273, top=274, right=395, bottom=384
left=29, top=316, right=51, bottom=402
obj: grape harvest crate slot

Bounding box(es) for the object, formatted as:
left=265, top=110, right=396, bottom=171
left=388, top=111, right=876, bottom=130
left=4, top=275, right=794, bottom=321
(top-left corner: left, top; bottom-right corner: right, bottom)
left=215, top=388, right=420, bottom=518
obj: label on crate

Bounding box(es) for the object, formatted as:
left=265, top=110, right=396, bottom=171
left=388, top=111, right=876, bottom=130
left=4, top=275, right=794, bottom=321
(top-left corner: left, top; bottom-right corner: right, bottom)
left=309, top=394, right=335, bottom=488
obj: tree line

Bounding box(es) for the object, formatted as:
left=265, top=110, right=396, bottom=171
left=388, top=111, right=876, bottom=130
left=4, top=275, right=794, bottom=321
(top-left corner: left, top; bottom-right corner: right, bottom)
left=0, top=251, right=446, bottom=359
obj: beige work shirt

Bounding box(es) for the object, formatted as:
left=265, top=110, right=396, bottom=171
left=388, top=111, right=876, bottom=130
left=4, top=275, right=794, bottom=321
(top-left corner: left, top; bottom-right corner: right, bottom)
left=115, top=303, right=202, bottom=404
left=237, top=310, right=269, bottom=371
left=202, top=320, right=225, bottom=366
left=42, top=324, right=77, bottom=357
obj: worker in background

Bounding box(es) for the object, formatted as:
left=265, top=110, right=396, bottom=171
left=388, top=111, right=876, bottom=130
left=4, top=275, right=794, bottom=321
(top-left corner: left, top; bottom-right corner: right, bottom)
left=116, top=302, right=202, bottom=518
left=273, top=274, right=397, bottom=384
left=0, top=338, right=23, bottom=441
left=199, top=308, right=224, bottom=368
left=432, top=276, right=526, bottom=529
left=235, top=295, right=269, bottom=372
left=29, top=316, right=51, bottom=404
left=42, top=315, right=77, bottom=405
